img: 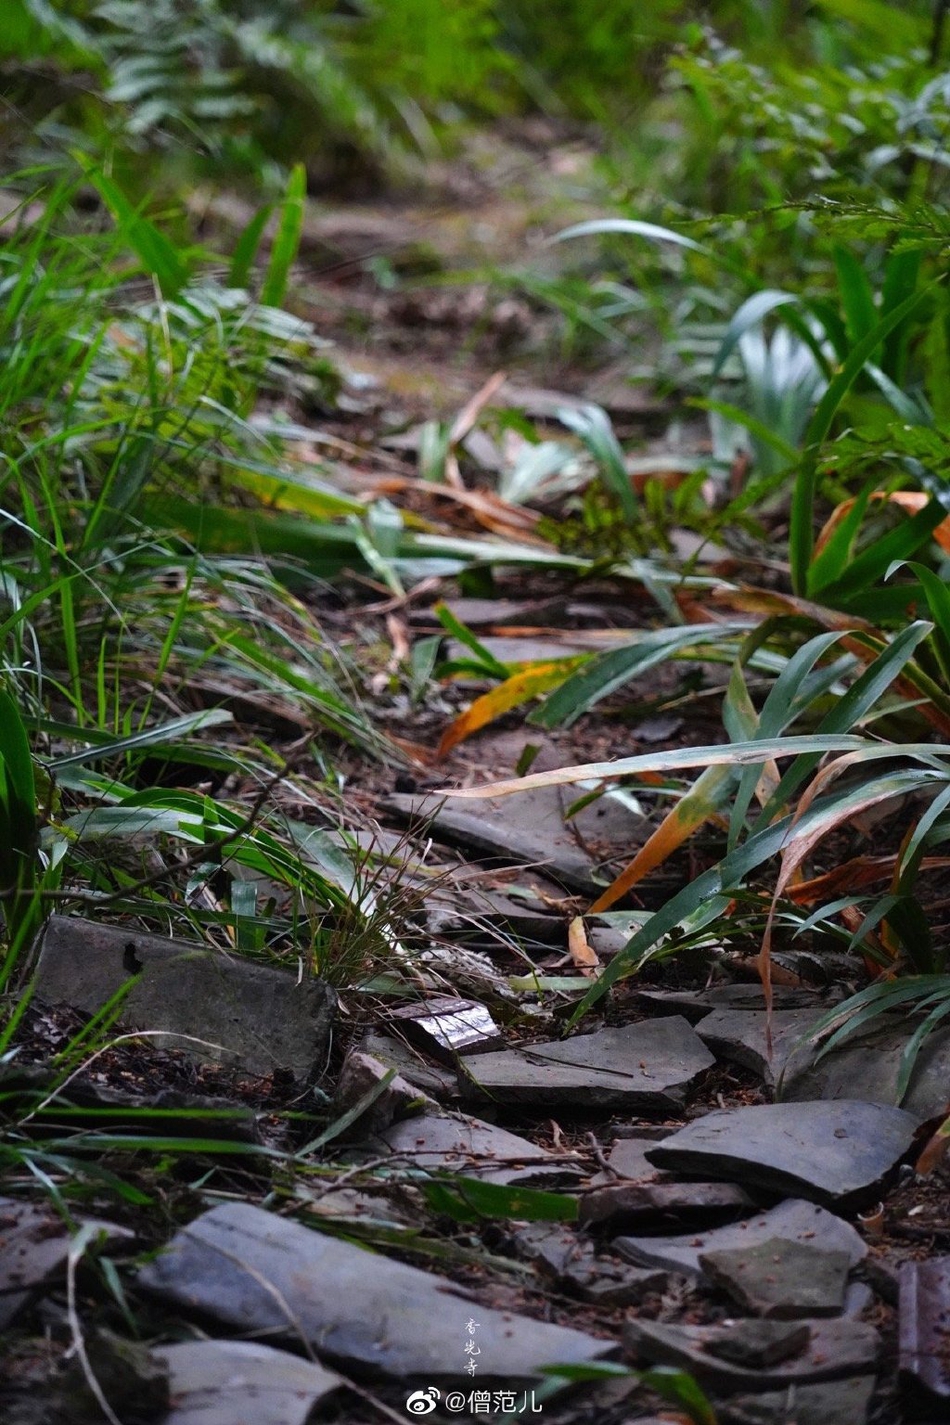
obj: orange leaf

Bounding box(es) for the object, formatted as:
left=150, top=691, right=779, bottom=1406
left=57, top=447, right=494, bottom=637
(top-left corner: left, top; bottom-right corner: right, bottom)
left=437, top=659, right=586, bottom=759
left=568, top=916, right=600, bottom=976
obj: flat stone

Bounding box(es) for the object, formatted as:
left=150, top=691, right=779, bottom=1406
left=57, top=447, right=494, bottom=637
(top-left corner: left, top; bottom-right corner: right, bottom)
left=636, top=985, right=827, bottom=1024
left=695, top=1008, right=824, bottom=1086
left=614, top=1199, right=866, bottom=1280
left=385, top=784, right=647, bottom=893
left=334, top=1049, right=435, bottom=1135
left=784, top=1018, right=950, bottom=1125
left=699, top=1238, right=851, bottom=1318
left=373, top=1111, right=583, bottom=1187
left=581, top=1178, right=754, bottom=1227
left=33, top=916, right=335, bottom=1084
left=425, top=883, right=563, bottom=944
left=511, top=1224, right=675, bottom=1307
left=0, top=1198, right=134, bottom=1329
left=139, top=1202, right=611, bottom=1380
left=625, top=1316, right=879, bottom=1389
left=718, top=1376, right=875, bottom=1425
left=646, top=1100, right=917, bottom=1209
left=596, top=1134, right=668, bottom=1183
left=157, top=1340, right=341, bottom=1425
left=459, top=1017, right=714, bottom=1113
left=899, top=1257, right=950, bottom=1404
left=706, top=1320, right=812, bottom=1369
left=359, top=1032, right=459, bottom=1099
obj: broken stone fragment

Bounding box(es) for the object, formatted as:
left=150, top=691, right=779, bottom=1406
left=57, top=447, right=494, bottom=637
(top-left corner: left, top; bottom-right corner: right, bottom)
left=717, top=1375, right=875, bottom=1425
left=333, top=1048, right=434, bottom=1135
left=138, top=1201, right=612, bottom=1380
left=510, top=1223, right=676, bottom=1307
left=458, top=1016, right=714, bottom=1113
left=783, top=1017, right=950, bottom=1125
left=0, top=1197, right=135, bottom=1331
left=372, top=1110, right=583, bottom=1187
left=581, top=1177, right=754, bottom=1227
left=646, top=1099, right=917, bottom=1209
left=705, top=1319, right=811, bottom=1369
left=899, top=1256, right=950, bottom=1404
left=384, top=783, right=646, bottom=894
left=613, top=1198, right=866, bottom=1281
left=156, top=1339, right=342, bottom=1425
left=33, top=916, right=335, bottom=1083
left=625, top=1316, right=879, bottom=1390
left=699, top=1237, right=852, bottom=1319
left=359, top=1031, right=459, bottom=1098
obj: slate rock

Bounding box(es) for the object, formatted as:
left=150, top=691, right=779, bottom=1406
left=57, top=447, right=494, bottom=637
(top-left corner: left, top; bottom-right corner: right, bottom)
left=359, top=1031, right=459, bottom=1099
left=157, top=1340, right=341, bottom=1425
left=646, top=1100, right=917, bottom=1208
left=510, top=1224, right=675, bottom=1306
left=385, top=785, right=647, bottom=893
left=138, top=1201, right=611, bottom=1380
left=614, top=1199, right=866, bottom=1281
left=636, top=985, right=826, bottom=1024
left=706, top=1320, right=811, bottom=1369
left=718, top=1375, right=875, bottom=1425
left=899, top=1256, right=950, bottom=1404
left=334, top=1049, right=435, bottom=1135
left=33, top=916, right=335, bottom=1083
left=591, top=1133, right=669, bottom=1185
left=694, top=1007, right=823, bottom=1086
left=0, top=1197, right=134, bottom=1330
left=784, top=1017, right=950, bottom=1125
left=373, top=1111, right=583, bottom=1187
left=581, top=1178, right=754, bottom=1227
left=459, top=1016, right=715, bottom=1113
left=625, top=1316, right=879, bottom=1389
left=699, top=1237, right=852, bottom=1318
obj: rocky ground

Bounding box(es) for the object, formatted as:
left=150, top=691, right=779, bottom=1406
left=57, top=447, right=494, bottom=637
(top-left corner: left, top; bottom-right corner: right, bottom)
left=2, top=127, right=950, bottom=1425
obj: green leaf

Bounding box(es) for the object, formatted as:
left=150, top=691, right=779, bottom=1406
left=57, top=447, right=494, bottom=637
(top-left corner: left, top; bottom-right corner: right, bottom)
left=260, top=163, right=305, bottom=310
left=422, top=1177, right=579, bottom=1224
left=76, top=161, right=190, bottom=298
left=791, top=283, right=935, bottom=593
left=551, top=217, right=710, bottom=255
left=229, top=201, right=275, bottom=289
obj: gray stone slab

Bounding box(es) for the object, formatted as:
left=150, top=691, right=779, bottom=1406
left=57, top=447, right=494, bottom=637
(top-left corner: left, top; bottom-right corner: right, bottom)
left=699, top=1238, right=851, bottom=1318
left=334, top=1049, right=435, bottom=1135
left=581, top=1178, right=754, bottom=1227
left=374, top=1111, right=583, bottom=1187
left=636, top=984, right=828, bottom=1023
left=695, top=1008, right=822, bottom=1086
left=625, top=1316, right=879, bottom=1389
left=0, top=1198, right=134, bottom=1329
left=157, top=1340, right=342, bottom=1425
left=33, top=916, right=335, bottom=1084
left=646, top=1100, right=917, bottom=1208
left=614, top=1199, right=866, bottom=1280
left=138, top=1201, right=612, bottom=1380
left=459, top=1016, right=714, bottom=1112
left=899, top=1256, right=950, bottom=1404
left=359, top=1032, right=459, bottom=1099
left=784, top=1018, right=950, bottom=1125
left=511, top=1224, right=676, bottom=1307
left=717, top=1375, right=875, bottom=1425
left=385, top=784, right=647, bottom=893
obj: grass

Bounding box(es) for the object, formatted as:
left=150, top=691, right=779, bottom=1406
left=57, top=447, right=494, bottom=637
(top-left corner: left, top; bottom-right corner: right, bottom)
left=4, top=1, right=950, bottom=1412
